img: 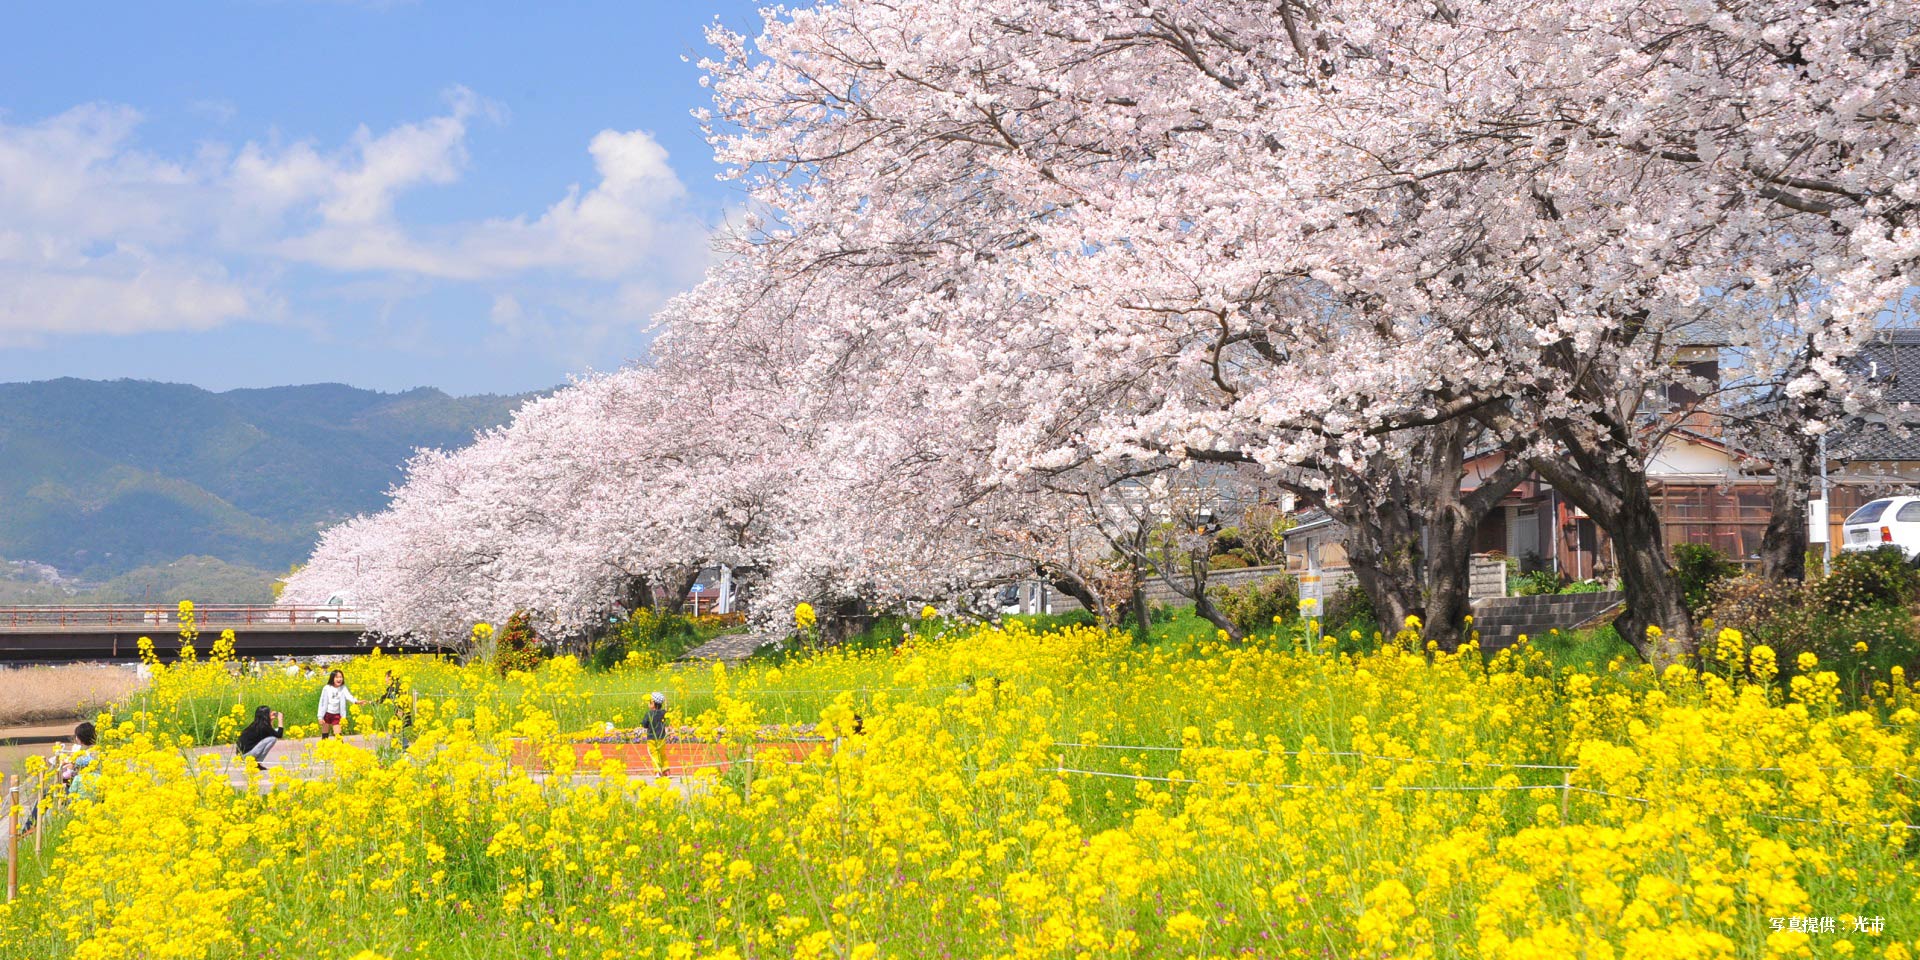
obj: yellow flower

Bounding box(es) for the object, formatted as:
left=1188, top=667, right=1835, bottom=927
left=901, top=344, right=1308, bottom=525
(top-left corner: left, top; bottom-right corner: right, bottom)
left=920, top=604, right=939, bottom=620
left=1165, top=910, right=1207, bottom=941
left=1797, top=651, right=1819, bottom=672
left=1853, top=641, right=1869, bottom=655
left=795, top=603, right=817, bottom=630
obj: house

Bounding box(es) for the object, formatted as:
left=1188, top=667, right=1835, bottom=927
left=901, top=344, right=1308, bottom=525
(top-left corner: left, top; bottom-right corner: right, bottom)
left=1286, top=329, right=1920, bottom=583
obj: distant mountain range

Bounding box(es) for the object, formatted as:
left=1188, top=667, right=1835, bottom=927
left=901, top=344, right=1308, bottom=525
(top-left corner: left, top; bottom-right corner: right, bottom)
left=0, top=379, right=534, bottom=603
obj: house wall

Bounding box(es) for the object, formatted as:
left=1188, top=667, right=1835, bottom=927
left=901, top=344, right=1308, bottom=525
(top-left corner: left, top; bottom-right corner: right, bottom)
left=1647, top=436, right=1739, bottom=478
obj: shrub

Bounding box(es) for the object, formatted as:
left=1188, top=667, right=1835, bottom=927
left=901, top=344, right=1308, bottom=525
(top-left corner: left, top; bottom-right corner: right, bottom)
left=1558, top=579, right=1605, bottom=595
left=619, top=609, right=702, bottom=662
left=588, top=633, right=630, bottom=672
left=1323, top=583, right=1375, bottom=633
left=1208, top=553, right=1249, bottom=570
left=1704, top=574, right=1920, bottom=696
left=492, top=611, right=543, bottom=675
left=1511, top=569, right=1564, bottom=597
left=1812, top=547, right=1920, bottom=614
left=1209, top=573, right=1299, bottom=634
left=1671, top=542, right=1740, bottom=613
left=1212, top=526, right=1245, bottom=555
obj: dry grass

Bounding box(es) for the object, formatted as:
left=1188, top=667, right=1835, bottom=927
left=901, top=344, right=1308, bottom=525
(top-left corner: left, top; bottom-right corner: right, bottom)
left=0, top=665, right=145, bottom=727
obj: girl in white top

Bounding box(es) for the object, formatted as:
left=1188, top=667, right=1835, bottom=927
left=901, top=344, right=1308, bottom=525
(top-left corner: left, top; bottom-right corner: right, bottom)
left=317, top=669, right=361, bottom=739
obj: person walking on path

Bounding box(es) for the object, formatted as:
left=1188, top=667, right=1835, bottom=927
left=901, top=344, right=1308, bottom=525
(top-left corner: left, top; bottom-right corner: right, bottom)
left=643, top=691, right=668, bottom=775
left=236, top=706, right=284, bottom=768
left=317, top=669, right=361, bottom=739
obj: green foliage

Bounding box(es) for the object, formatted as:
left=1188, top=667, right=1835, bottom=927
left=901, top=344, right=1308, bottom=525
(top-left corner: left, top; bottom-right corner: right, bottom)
left=1531, top=625, right=1635, bottom=673
left=1557, top=579, right=1606, bottom=595
left=1812, top=547, right=1920, bottom=613
left=1208, top=574, right=1299, bottom=635
left=1212, top=526, right=1244, bottom=555
left=1671, top=542, right=1740, bottom=612
left=1322, top=583, right=1376, bottom=633
left=1705, top=574, right=1920, bottom=695
left=1007, top=609, right=1098, bottom=633
left=1511, top=569, right=1565, bottom=598
left=1207, top=553, right=1249, bottom=571
left=590, top=608, right=740, bottom=669
left=1237, top=502, right=1295, bottom=566
left=493, top=612, right=544, bottom=675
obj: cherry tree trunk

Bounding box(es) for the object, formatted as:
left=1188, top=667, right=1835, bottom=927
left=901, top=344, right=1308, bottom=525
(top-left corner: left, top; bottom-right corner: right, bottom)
left=1530, top=457, right=1693, bottom=664
left=1341, top=516, right=1421, bottom=640
left=1760, top=446, right=1815, bottom=583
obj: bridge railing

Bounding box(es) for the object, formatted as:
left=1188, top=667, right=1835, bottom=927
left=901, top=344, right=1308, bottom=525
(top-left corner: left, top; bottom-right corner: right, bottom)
left=0, top=606, right=364, bottom=628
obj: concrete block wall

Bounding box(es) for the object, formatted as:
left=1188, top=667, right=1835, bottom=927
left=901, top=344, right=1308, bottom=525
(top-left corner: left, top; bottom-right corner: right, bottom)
left=1034, top=564, right=1331, bottom=614
left=1468, top=556, right=1508, bottom=599
left=1470, top=591, right=1625, bottom=651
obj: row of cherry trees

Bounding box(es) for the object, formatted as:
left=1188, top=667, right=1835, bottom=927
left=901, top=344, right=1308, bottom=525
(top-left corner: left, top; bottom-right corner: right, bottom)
left=286, top=0, right=1917, bottom=661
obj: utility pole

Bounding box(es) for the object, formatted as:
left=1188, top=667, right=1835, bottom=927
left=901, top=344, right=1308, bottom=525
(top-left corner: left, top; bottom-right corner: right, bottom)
left=1819, top=431, right=1832, bottom=578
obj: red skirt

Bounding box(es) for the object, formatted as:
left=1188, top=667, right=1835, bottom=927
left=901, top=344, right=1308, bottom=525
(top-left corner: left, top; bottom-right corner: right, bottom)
left=322, top=712, right=343, bottom=725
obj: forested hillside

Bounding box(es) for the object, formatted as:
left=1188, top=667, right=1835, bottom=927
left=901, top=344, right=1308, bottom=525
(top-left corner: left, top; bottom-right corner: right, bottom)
left=0, top=379, right=532, bottom=601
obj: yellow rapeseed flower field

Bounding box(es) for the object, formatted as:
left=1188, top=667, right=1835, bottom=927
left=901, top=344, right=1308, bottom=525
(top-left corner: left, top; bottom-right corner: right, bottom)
left=3, top=621, right=1916, bottom=959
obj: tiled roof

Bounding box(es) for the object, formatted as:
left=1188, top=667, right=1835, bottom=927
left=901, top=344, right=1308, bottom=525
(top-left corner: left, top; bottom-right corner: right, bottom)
left=1668, top=318, right=1730, bottom=347
left=1827, top=330, right=1920, bottom=461
left=1855, top=330, right=1920, bottom=406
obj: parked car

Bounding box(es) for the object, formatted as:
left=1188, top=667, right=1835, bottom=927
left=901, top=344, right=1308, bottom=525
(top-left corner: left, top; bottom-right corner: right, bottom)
left=314, top=593, right=364, bottom=623
left=1840, top=496, right=1920, bottom=559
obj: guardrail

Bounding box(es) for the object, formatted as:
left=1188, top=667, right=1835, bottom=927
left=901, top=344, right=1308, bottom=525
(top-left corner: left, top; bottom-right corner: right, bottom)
left=0, top=606, right=363, bottom=628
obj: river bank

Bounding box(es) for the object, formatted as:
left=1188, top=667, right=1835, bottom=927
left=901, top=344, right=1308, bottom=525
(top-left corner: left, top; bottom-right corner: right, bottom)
left=0, top=663, right=145, bottom=727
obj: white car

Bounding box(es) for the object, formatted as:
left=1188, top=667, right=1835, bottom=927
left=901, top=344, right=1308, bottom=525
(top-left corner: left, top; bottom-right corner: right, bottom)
left=314, top=593, right=364, bottom=624
left=1840, top=496, right=1920, bottom=558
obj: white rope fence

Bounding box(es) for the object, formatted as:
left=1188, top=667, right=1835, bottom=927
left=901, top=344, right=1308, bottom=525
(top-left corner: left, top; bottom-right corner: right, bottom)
left=1043, top=758, right=1920, bottom=832
left=1050, top=740, right=1920, bottom=778
left=412, top=685, right=958, bottom=700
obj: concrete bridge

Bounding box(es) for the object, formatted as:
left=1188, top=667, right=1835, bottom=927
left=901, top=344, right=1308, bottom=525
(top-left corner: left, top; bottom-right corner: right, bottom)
left=0, top=606, right=445, bottom=663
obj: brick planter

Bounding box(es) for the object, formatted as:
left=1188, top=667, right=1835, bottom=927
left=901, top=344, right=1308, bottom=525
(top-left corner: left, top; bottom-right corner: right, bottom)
left=511, top=740, right=827, bottom=775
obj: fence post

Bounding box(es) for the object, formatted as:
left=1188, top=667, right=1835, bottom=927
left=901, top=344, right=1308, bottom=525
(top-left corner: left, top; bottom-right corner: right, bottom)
left=7, top=774, right=18, bottom=902
left=1559, top=767, right=1572, bottom=822
left=32, top=776, right=43, bottom=858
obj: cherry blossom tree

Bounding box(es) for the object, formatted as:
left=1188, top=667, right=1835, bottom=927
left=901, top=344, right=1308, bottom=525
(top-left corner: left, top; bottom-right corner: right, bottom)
left=696, top=0, right=1918, bottom=661
left=294, top=0, right=1916, bottom=666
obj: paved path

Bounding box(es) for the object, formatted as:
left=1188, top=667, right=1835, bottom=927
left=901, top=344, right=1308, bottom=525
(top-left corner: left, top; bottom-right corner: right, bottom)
left=677, top=632, right=776, bottom=665
left=180, top=734, right=713, bottom=798
left=3, top=737, right=714, bottom=857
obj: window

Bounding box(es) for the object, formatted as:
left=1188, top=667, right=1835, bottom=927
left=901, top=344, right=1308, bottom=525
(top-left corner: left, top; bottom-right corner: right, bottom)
left=1848, top=500, right=1893, bottom=524
left=1898, top=502, right=1920, bottom=523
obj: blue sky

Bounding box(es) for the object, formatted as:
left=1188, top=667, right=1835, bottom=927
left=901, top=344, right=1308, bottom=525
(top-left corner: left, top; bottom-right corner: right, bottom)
left=0, top=0, right=762, bottom=395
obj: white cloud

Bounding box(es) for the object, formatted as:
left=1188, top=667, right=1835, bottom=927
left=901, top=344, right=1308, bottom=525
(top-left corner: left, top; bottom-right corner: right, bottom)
left=0, top=90, right=713, bottom=347
left=0, top=246, right=250, bottom=341
left=274, top=122, right=707, bottom=282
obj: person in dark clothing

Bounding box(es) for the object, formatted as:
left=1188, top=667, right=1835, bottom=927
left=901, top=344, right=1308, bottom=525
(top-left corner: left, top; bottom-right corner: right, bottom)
left=642, top=692, right=668, bottom=741
left=642, top=691, right=669, bottom=776
left=236, top=706, right=284, bottom=767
